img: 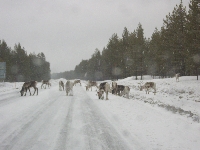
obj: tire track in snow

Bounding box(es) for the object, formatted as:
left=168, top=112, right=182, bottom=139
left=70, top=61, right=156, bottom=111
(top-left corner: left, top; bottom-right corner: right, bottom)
left=0, top=88, right=48, bottom=107
left=0, top=89, right=19, bottom=97
left=0, top=95, right=20, bottom=107
left=0, top=91, right=63, bottom=150
left=54, top=96, right=74, bottom=150
left=55, top=86, right=134, bottom=150
left=13, top=95, right=70, bottom=150
left=80, top=90, right=132, bottom=150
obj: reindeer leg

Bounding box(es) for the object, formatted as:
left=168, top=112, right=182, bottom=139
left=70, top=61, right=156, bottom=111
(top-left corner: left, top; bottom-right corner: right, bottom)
left=28, top=88, right=31, bottom=96
left=24, top=88, right=27, bottom=96
left=127, top=92, right=129, bottom=99
left=71, top=89, right=73, bottom=96
left=106, top=91, right=109, bottom=100
left=32, top=87, right=36, bottom=95
left=66, top=90, right=68, bottom=96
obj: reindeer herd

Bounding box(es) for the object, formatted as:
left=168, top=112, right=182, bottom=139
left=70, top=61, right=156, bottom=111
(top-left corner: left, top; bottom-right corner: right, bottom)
left=20, top=80, right=51, bottom=96
left=20, top=73, right=181, bottom=99
left=58, top=79, right=81, bottom=96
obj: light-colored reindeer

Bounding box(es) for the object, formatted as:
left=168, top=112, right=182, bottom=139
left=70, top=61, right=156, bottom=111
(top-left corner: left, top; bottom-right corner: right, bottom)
left=175, top=73, right=180, bottom=82
left=86, top=81, right=98, bottom=91
left=139, top=81, right=156, bottom=95
left=65, top=80, right=74, bottom=96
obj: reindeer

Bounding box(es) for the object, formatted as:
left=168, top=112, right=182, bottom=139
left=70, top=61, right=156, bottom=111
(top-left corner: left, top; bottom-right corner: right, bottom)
left=59, top=80, right=64, bottom=91
left=119, top=85, right=130, bottom=99
left=74, top=79, right=81, bottom=86
left=65, top=80, right=74, bottom=96
left=20, top=81, right=38, bottom=96
left=41, top=80, right=51, bottom=89
left=97, top=82, right=111, bottom=100
left=115, top=85, right=124, bottom=96
left=86, top=81, right=98, bottom=91
left=111, top=81, right=118, bottom=95
left=113, top=84, right=130, bottom=98
left=140, top=82, right=156, bottom=95
left=175, top=73, right=180, bottom=82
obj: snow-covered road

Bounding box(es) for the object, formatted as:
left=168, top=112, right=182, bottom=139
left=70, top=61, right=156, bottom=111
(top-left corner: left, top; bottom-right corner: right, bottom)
left=0, top=85, right=139, bottom=150
left=1, top=77, right=200, bottom=150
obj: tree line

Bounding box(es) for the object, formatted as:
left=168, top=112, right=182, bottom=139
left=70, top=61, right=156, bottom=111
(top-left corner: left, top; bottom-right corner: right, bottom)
left=56, top=1, right=199, bottom=81
left=0, top=40, right=51, bottom=82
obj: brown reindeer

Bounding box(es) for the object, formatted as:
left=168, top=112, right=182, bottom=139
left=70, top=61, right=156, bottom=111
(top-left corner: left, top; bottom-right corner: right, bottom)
left=74, top=79, right=81, bottom=86
left=20, top=81, right=38, bottom=96
left=41, top=80, right=51, bottom=89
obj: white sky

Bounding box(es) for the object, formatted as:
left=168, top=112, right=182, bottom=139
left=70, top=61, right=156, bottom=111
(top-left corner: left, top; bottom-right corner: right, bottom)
left=0, top=0, right=190, bottom=73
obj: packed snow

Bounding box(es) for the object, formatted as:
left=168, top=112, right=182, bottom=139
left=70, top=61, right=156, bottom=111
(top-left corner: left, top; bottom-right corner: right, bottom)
left=0, top=76, right=200, bottom=150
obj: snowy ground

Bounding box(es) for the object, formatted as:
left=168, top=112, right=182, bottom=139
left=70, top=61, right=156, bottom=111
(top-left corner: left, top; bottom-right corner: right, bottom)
left=0, top=76, right=200, bottom=150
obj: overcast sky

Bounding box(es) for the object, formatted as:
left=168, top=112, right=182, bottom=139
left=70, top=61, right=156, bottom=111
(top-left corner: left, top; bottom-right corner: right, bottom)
left=0, top=0, right=190, bottom=73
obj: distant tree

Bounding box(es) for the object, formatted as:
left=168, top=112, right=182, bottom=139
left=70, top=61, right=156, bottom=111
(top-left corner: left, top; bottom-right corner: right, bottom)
left=186, top=0, right=200, bottom=78
left=133, top=23, right=145, bottom=80
left=129, top=30, right=138, bottom=77
left=52, top=0, right=200, bottom=80
left=121, top=27, right=130, bottom=78
left=163, top=1, right=188, bottom=76
left=147, top=28, right=161, bottom=77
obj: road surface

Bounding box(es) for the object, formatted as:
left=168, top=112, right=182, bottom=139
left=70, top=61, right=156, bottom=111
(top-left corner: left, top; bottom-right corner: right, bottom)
left=0, top=85, right=140, bottom=150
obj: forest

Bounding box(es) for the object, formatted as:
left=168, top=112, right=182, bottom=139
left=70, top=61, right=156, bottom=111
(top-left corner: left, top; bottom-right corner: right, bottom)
left=66, top=0, right=199, bottom=81
left=52, top=1, right=200, bottom=81
left=1, top=1, right=199, bottom=81
left=0, top=41, right=51, bottom=82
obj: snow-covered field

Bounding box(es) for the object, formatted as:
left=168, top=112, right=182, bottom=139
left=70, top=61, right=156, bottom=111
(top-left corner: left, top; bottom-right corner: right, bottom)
left=0, top=76, right=200, bottom=150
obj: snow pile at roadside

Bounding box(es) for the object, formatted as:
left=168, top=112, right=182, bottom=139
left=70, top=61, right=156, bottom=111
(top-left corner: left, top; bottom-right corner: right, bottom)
left=113, top=76, right=200, bottom=122
left=53, top=75, right=200, bottom=122
left=83, top=76, right=200, bottom=150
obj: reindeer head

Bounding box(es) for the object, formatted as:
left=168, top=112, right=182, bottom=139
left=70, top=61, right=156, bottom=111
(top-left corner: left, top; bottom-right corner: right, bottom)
left=97, top=89, right=104, bottom=100
left=112, top=89, right=115, bottom=94
left=85, top=85, right=89, bottom=91
left=139, top=86, right=144, bottom=91
left=20, top=87, right=25, bottom=96
left=138, top=81, right=144, bottom=91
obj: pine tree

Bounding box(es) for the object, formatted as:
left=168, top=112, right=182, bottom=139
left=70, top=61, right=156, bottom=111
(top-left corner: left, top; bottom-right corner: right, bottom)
left=186, top=0, right=200, bottom=78
left=148, top=28, right=161, bottom=77
left=135, top=23, right=145, bottom=79
left=0, top=40, right=12, bottom=81
left=162, top=1, right=187, bottom=76
left=129, top=30, right=137, bottom=76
